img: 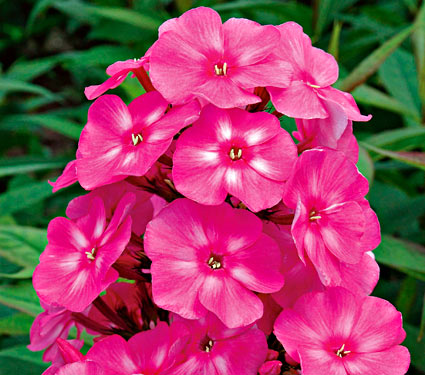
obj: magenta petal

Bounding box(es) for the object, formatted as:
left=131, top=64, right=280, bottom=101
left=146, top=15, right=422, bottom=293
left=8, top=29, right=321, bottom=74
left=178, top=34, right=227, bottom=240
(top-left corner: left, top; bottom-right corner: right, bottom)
left=56, top=362, right=107, bottom=375
left=319, top=87, right=372, bottom=122
left=319, top=201, right=365, bottom=264
left=86, top=335, right=139, bottom=375
left=268, top=83, right=328, bottom=119
left=224, top=164, right=284, bottom=212
left=299, top=347, right=348, bottom=375
left=343, top=346, right=410, bottom=375
left=308, top=46, right=339, bottom=87
left=198, top=274, right=263, bottom=328
left=150, top=257, right=207, bottom=319
left=128, top=91, right=169, bottom=129
left=223, top=20, right=279, bottom=66
left=349, top=296, right=406, bottom=352
left=194, top=77, right=260, bottom=108
left=49, top=160, right=77, bottom=193
left=84, top=72, right=129, bottom=100
left=226, top=233, right=284, bottom=293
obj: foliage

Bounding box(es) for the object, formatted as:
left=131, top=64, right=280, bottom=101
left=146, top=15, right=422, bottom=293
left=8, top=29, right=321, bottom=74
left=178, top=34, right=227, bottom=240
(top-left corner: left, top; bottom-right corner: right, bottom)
left=0, top=0, right=424, bottom=373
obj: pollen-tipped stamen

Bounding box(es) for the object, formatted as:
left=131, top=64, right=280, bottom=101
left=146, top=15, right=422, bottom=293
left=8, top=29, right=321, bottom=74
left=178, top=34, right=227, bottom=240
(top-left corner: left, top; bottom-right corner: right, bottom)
left=132, top=133, right=143, bottom=146
left=229, top=147, right=242, bottom=161
left=214, top=62, right=228, bottom=76
left=335, top=343, right=351, bottom=358
left=85, top=248, right=96, bottom=261
left=309, top=210, right=321, bottom=221
left=208, top=256, right=222, bottom=270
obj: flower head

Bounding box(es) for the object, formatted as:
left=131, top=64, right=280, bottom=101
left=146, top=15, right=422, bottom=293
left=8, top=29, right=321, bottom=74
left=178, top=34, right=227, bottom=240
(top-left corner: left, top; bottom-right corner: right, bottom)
left=144, top=199, right=284, bottom=328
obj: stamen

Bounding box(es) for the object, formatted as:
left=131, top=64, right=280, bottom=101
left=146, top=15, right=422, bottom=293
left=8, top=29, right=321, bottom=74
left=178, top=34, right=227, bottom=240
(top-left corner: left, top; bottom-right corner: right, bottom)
left=335, top=344, right=351, bottom=358
left=223, top=62, right=227, bottom=75
left=214, top=63, right=228, bottom=76
left=204, top=339, right=214, bottom=352
left=309, top=83, right=321, bottom=88
left=208, top=255, right=222, bottom=270
left=309, top=210, right=321, bottom=221
left=229, top=147, right=242, bottom=161
left=132, top=133, right=143, bottom=146
left=85, top=248, right=96, bottom=261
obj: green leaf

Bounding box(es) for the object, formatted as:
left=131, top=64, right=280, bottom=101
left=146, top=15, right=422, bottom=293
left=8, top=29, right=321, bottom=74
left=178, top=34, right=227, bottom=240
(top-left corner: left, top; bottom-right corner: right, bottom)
left=328, top=21, right=343, bottom=60
left=6, top=56, right=59, bottom=82
left=0, top=313, right=34, bottom=335
left=418, top=294, right=425, bottom=342
left=352, top=85, right=421, bottom=121
left=212, top=0, right=289, bottom=12
left=0, top=181, right=53, bottom=216
left=0, top=78, right=58, bottom=100
left=0, top=345, right=44, bottom=366
left=356, top=146, right=374, bottom=184
left=378, top=49, right=421, bottom=122
left=413, top=2, right=425, bottom=109
left=1, top=114, right=82, bottom=140
left=361, top=142, right=425, bottom=170
left=52, top=0, right=162, bottom=31
left=338, top=25, right=415, bottom=92
left=373, top=235, right=425, bottom=276
left=404, top=324, right=425, bottom=371
left=0, top=283, right=42, bottom=316
left=0, top=156, right=69, bottom=178
left=364, top=127, right=425, bottom=149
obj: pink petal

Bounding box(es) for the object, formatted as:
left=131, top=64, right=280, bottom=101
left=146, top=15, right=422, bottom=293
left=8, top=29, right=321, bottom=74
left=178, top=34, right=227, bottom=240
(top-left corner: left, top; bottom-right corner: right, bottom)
left=319, top=201, right=366, bottom=264
left=319, top=87, right=372, bottom=122
left=56, top=362, right=107, bottom=375
left=226, top=233, right=284, bottom=293
left=268, top=82, right=328, bottom=119
left=86, top=335, right=139, bottom=375
left=299, top=347, right=348, bottom=375
left=198, top=274, right=263, bottom=328
left=349, top=296, right=406, bottom=352
left=307, top=46, right=339, bottom=87
left=194, top=76, right=260, bottom=108
left=49, top=160, right=77, bottom=193
left=150, top=257, right=207, bottom=320
left=343, top=346, right=410, bottom=375
left=128, top=91, right=169, bottom=129
left=224, top=163, right=285, bottom=212
left=84, top=72, right=129, bottom=100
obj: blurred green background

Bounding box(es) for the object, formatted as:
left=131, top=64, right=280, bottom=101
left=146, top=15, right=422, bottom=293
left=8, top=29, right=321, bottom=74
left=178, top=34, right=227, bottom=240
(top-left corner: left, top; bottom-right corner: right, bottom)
left=0, top=0, right=424, bottom=373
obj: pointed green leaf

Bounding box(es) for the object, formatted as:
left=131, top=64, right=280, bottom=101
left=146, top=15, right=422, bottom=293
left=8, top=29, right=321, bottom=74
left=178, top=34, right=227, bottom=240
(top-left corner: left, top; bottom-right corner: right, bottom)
left=339, top=25, right=415, bottom=92
left=0, top=283, right=42, bottom=316
left=0, top=156, right=69, bottom=178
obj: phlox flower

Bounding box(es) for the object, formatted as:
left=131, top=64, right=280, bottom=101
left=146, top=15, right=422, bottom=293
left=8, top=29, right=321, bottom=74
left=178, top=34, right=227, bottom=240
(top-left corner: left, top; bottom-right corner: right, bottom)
left=33, top=193, right=134, bottom=312
left=66, top=180, right=165, bottom=236
left=268, top=22, right=371, bottom=121
left=171, top=313, right=268, bottom=375
left=76, top=91, right=200, bottom=190
left=144, top=199, right=284, bottom=328
left=149, top=7, right=292, bottom=108
left=84, top=321, right=188, bottom=375
left=42, top=339, right=85, bottom=375
left=283, top=149, right=380, bottom=285
left=173, top=105, right=297, bottom=212
left=28, top=301, right=83, bottom=362
left=263, top=222, right=379, bottom=308
left=274, top=287, right=410, bottom=375
left=49, top=159, right=78, bottom=193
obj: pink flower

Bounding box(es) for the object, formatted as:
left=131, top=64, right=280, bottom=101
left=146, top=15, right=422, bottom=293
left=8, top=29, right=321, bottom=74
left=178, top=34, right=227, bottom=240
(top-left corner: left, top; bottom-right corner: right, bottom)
left=28, top=301, right=83, bottom=362
left=33, top=193, right=134, bottom=312
left=76, top=92, right=200, bottom=190
left=84, top=321, right=188, bottom=374
left=66, top=180, right=165, bottom=236
left=283, top=149, right=380, bottom=285
left=84, top=58, right=149, bottom=100
left=294, top=102, right=359, bottom=163
left=42, top=339, right=85, bottom=375
left=144, top=199, right=284, bottom=328
left=268, top=22, right=371, bottom=121
left=274, top=287, right=410, bottom=375
left=171, top=313, right=268, bottom=375
left=56, top=362, right=107, bottom=375
left=263, top=223, right=379, bottom=308
left=149, top=7, right=291, bottom=108
left=173, top=105, right=297, bottom=212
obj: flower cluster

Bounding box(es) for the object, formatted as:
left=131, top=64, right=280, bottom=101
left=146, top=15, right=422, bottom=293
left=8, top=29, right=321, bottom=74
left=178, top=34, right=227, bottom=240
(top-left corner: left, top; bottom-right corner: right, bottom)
left=31, top=7, right=410, bottom=375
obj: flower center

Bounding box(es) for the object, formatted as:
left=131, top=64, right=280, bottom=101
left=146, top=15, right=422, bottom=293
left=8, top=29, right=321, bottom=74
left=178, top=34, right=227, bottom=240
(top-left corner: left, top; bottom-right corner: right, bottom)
left=214, top=62, right=228, bottom=76
left=229, top=146, right=242, bottom=161
left=335, top=344, right=351, bottom=358
left=132, top=133, right=143, bottom=146
left=85, top=247, right=96, bottom=261
left=200, top=336, right=214, bottom=353
left=207, top=254, right=223, bottom=270
left=309, top=210, right=321, bottom=221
